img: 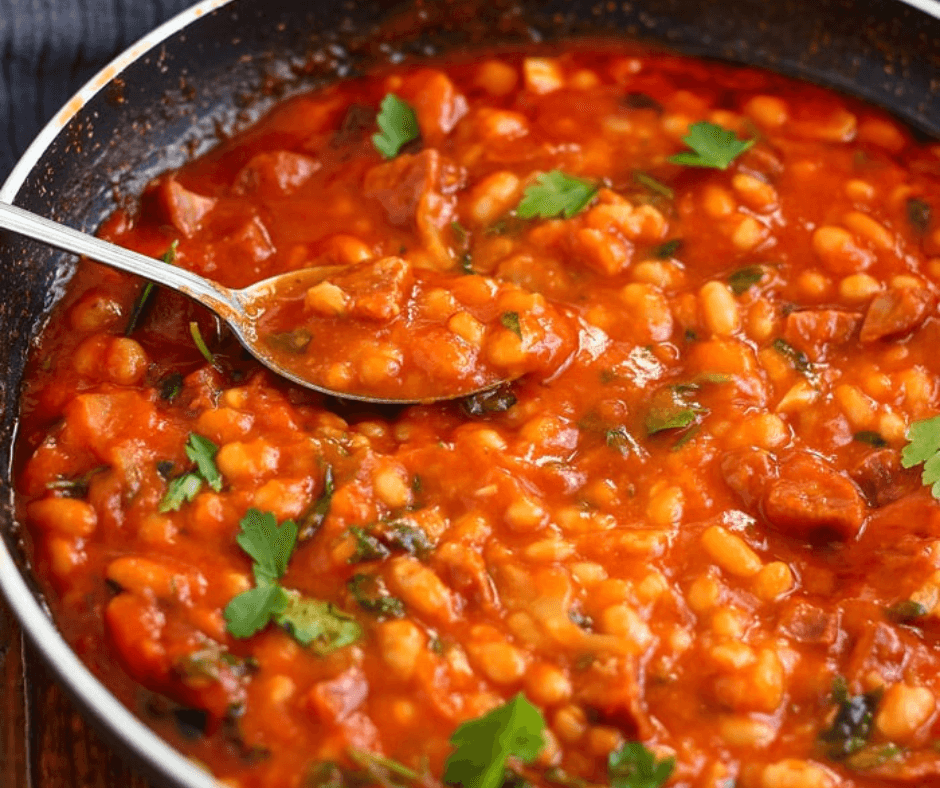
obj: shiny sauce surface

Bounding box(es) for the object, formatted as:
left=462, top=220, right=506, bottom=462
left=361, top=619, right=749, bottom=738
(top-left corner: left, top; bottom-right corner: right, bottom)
left=15, top=46, right=940, bottom=788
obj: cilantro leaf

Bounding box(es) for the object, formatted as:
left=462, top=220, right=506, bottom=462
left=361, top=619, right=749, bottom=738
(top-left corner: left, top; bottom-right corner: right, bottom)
left=372, top=94, right=420, bottom=159
left=275, top=591, right=363, bottom=655
left=668, top=121, right=755, bottom=170
left=159, top=472, right=203, bottom=513
left=348, top=526, right=392, bottom=563
left=348, top=573, right=406, bottom=618
left=902, top=415, right=940, bottom=498
left=185, top=433, right=222, bottom=492
left=645, top=386, right=706, bottom=436
left=516, top=171, right=598, bottom=220
left=224, top=581, right=288, bottom=638
left=235, top=508, right=298, bottom=582
left=727, top=265, right=764, bottom=295
left=501, top=311, right=522, bottom=338
left=444, top=693, right=546, bottom=788
left=608, top=741, right=675, bottom=788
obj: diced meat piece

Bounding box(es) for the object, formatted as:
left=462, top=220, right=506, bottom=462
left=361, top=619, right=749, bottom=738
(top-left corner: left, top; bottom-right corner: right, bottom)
left=859, top=287, right=935, bottom=343
left=844, top=620, right=906, bottom=686
left=777, top=600, right=839, bottom=645
left=763, top=452, right=866, bottom=539
left=397, top=69, right=468, bottom=145
left=158, top=178, right=216, bottom=237
left=306, top=667, right=369, bottom=723
left=226, top=216, right=275, bottom=263
left=305, top=257, right=414, bottom=322
left=364, top=151, right=463, bottom=266
left=783, top=309, right=861, bottom=361
left=364, top=149, right=448, bottom=225
left=721, top=447, right=777, bottom=509
left=234, top=151, right=320, bottom=198
left=850, top=448, right=913, bottom=507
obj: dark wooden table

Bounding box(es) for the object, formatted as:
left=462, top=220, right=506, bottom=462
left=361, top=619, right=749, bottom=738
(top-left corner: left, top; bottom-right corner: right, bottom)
left=0, top=596, right=154, bottom=788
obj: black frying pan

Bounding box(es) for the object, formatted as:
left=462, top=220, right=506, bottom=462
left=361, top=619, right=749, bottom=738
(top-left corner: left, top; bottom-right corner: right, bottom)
left=1, top=0, right=940, bottom=785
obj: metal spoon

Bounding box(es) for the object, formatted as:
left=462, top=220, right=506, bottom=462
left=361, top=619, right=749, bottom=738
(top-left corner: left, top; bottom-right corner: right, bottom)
left=0, top=200, right=497, bottom=405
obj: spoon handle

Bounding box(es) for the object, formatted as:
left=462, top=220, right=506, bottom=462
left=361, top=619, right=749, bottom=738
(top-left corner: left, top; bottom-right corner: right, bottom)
left=0, top=200, right=238, bottom=314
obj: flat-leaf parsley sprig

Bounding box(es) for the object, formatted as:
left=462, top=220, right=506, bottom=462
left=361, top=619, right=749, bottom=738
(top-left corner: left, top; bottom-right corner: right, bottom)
left=373, top=94, right=420, bottom=159
left=516, top=171, right=598, bottom=220
left=668, top=120, right=754, bottom=170
left=224, top=508, right=362, bottom=653
left=159, top=433, right=223, bottom=513
left=901, top=414, right=940, bottom=498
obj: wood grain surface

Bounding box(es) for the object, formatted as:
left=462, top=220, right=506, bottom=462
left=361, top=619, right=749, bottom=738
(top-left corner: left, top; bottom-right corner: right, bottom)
left=0, top=596, right=154, bottom=788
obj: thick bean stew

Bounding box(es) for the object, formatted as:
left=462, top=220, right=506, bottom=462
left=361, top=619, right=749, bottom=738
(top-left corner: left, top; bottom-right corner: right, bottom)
left=15, top=46, right=940, bottom=788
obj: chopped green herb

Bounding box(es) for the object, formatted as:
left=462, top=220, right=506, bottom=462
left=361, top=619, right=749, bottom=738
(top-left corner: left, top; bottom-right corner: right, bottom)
left=771, top=338, right=814, bottom=376
left=157, top=372, right=184, bottom=402
left=461, top=386, right=517, bottom=417
left=224, top=581, right=287, bottom=639
left=235, top=508, right=297, bottom=583
left=668, top=121, right=755, bottom=170
left=854, top=431, right=888, bottom=448
left=125, top=240, right=178, bottom=336
left=500, top=311, right=523, bottom=338
left=671, top=424, right=701, bottom=451
left=605, top=426, right=637, bottom=456
left=45, top=465, right=108, bottom=498
left=159, top=472, right=203, bottom=513
left=459, top=252, right=474, bottom=274
left=275, top=592, right=362, bottom=655
left=516, top=171, right=598, bottom=220
left=727, top=265, right=764, bottom=295
left=819, top=678, right=883, bottom=760
left=185, top=433, right=222, bottom=493
left=443, top=694, right=546, bottom=788
left=372, top=94, right=420, bottom=159
left=189, top=321, right=217, bottom=368
left=608, top=741, right=675, bottom=788
left=901, top=415, right=940, bottom=499
left=451, top=220, right=469, bottom=245
left=543, top=768, right=588, bottom=788
left=266, top=329, right=313, bottom=355
left=568, top=609, right=593, bottom=629
left=299, top=466, right=335, bottom=540
left=885, top=599, right=927, bottom=624
left=386, top=523, right=433, bottom=559
left=907, top=197, right=932, bottom=234
left=347, top=749, right=422, bottom=785
left=645, top=386, right=707, bottom=436
left=305, top=761, right=353, bottom=788
left=225, top=509, right=360, bottom=652
left=348, top=526, right=392, bottom=563
left=652, top=238, right=683, bottom=259
left=633, top=171, right=674, bottom=200
left=348, top=574, right=406, bottom=619
left=844, top=743, right=903, bottom=771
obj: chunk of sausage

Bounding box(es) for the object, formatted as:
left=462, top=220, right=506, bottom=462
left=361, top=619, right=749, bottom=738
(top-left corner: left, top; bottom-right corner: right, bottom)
left=850, top=448, right=912, bottom=507
left=234, top=150, right=320, bottom=198
left=763, top=453, right=866, bottom=539
left=364, top=150, right=456, bottom=224
left=777, top=600, right=839, bottom=645
left=721, top=447, right=777, bottom=509
left=304, top=256, right=414, bottom=321
left=158, top=178, right=216, bottom=238
left=783, top=309, right=861, bottom=361
left=859, top=287, right=935, bottom=343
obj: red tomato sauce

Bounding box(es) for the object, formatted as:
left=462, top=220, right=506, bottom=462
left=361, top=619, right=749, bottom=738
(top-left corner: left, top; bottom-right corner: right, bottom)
left=14, top=45, right=940, bottom=788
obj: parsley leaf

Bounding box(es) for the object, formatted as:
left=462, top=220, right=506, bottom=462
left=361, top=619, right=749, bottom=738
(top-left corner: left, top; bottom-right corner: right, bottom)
left=348, top=573, right=406, bottom=618
left=275, top=591, right=363, bottom=655
left=668, top=121, right=755, bottom=170
left=224, top=581, right=288, bottom=639
left=819, top=678, right=883, bottom=760
left=159, top=472, right=203, bottom=513
left=372, top=94, right=420, bottom=159
left=608, top=741, right=675, bottom=788
left=516, top=171, right=598, bottom=220
left=771, top=338, right=814, bottom=376
left=159, top=433, right=225, bottom=512
left=348, top=526, right=392, bottom=563
left=645, top=386, right=706, bottom=436
left=236, top=508, right=298, bottom=583
left=443, top=694, right=546, bottom=788
left=727, top=265, right=764, bottom=295
left=901, top=415, right=940, bottom=499
left=501, top=311, right=523, bottom=338
left=185, top=433, right=222, bottom=492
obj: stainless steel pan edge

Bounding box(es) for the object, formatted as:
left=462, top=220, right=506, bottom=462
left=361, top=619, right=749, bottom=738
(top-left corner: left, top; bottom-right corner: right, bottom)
left=1, top=1, right=940, bottom=787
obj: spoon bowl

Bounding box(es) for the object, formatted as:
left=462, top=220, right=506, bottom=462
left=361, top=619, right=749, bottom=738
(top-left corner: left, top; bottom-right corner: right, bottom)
left=0, top=200, right=515, bottom=405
